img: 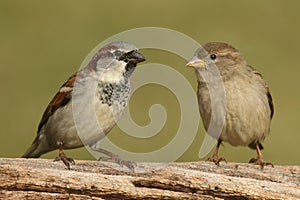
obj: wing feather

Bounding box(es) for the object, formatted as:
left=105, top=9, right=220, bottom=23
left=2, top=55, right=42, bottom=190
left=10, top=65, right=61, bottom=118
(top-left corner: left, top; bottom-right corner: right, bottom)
left=37, top=73, right=79, bottom=133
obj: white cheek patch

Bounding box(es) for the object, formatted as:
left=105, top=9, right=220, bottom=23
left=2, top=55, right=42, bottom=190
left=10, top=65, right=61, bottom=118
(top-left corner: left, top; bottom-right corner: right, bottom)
left=98, top=60, right=127, bottom=83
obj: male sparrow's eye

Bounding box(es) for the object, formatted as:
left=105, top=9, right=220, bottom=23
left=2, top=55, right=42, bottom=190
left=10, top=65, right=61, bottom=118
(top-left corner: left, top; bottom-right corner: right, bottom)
left=210, top=54, right=217, bottom=60
left=114, top=50, right=122, bottom=57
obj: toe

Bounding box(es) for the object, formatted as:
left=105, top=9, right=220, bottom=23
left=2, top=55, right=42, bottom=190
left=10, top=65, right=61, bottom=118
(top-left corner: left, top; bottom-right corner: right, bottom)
left=124, top=161, right=136, bottom=172
left=264, top=161, right=274, bottom=168
left=207, top=156, right=226, bottom=166
left=98, top=156, right=110, bottom=162
left=249, top=157, right=274, bottom=169
left=67, top=158, right=75, bottom=165
left=249, top=158, right=257, bottom=164
left=217, top=157, right=227, bottom=165
left=98, top=155, right=136, bottom=171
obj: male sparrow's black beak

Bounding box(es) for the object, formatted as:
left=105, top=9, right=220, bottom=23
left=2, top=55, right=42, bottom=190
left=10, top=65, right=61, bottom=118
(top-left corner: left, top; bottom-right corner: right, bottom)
left=127, top=50, right=146, bottom=64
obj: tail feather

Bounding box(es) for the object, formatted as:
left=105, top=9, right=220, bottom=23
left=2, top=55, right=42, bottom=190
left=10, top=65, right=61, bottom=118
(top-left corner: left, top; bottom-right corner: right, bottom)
left=248, top=141, right=264, bottom=150
left=21, top=135, right=52, bottom=158
left=21, top=141, right=42, bottom=158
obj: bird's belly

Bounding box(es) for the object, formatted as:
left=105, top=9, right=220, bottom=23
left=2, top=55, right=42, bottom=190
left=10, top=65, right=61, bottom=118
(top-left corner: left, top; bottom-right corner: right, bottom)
left=43, top=104, right=84, bottom=149
left=198, top=79, right=271, bottom=147
left=43, top=102, right=126, bottom=149
left=94, top=103, right=125, bottom=136
left=221, top=82, right=270, bottom=146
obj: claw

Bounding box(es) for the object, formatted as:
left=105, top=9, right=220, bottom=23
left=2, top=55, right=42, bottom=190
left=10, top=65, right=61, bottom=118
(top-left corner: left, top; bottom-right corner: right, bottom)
left=54, top=151, right=75, bottom=170
left=206, top=141, right=226, bottom=166
left=98, top=155, right=136, bottom=172
left=249, top=143, right=274, bottom=169
left=207, top=156, right=227, bottom=166
left=92, top=147, right=136, bottom=172
left=249, top=157, right=274, bottom=169
left=53, top=142, right=75, bottom=170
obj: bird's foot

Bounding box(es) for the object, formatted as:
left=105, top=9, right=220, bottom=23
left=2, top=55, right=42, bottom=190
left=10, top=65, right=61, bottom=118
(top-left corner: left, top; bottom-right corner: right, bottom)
left=54, top=150, right=75, bottom=170
left=90, top=146, right=137, bottom=172
left=206, top=156, right=227, bottom=166
left=249, top=157, right=274, bottom=169
left=98, top=155, right=137, bottom=172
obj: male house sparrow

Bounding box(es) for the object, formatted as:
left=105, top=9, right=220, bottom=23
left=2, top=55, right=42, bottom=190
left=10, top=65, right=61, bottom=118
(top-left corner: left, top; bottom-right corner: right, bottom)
left=187, top=42, right=274, bottom=168
left=22, top=41, right=146, bottom=170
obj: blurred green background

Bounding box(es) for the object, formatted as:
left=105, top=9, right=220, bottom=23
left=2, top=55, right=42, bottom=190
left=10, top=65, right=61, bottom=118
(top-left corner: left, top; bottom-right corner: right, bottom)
left=1, top=1, right=299, bottom=165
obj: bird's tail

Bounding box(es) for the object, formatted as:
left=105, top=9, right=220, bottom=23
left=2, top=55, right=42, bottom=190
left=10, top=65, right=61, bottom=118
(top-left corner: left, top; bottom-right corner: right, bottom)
left=21, top=135, right=51, bottom=158
left=248, top=141, right=264, bottom=150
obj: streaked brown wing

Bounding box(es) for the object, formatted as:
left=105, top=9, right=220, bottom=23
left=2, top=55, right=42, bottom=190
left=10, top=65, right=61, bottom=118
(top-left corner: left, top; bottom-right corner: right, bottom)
left=247, top=65, right=274, bottom=119
left=37, top=73, right=79, bottom=133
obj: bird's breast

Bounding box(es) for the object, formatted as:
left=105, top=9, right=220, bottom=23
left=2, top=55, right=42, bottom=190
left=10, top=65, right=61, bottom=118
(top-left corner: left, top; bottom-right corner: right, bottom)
left=42, top=80, right=131, bottom=148
left=197, top=76, right=271, bottom=146
left=94, top=81, right=131, bottom=132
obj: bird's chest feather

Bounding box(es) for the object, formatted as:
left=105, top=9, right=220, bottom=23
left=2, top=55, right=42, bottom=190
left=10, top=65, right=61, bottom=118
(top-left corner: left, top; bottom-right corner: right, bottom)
left=224, top=76, right=268, bottom=122
left=44, top=80, right=131, bottom=148
left=197, top=75, right=270, bottom=146
left=198, top=76, right=267, bottom=120
left=94, top=81, right=130, bottom=131
left=97, top=82, right=130, bottom=108
left=223, top=77, right=270, bottom=145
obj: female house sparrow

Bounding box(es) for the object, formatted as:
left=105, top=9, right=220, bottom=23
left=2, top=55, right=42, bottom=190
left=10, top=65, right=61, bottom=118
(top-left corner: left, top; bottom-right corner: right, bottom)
left=187, top=42, right=274, bottom=168
left=22, top=41, right=146, bottom=170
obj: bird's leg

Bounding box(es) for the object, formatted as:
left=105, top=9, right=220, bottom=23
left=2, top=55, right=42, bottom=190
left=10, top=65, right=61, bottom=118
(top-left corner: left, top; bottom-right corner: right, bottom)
left=91, top=146, right=136, bottom=172
left=53, top=142, right=75, bottom=170
left=206, top=140, right=227, bottom=166
left=249, top=143, right=274, bottom=169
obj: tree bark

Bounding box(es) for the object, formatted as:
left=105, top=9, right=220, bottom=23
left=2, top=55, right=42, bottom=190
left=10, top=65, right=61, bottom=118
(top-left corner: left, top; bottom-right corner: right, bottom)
left=0, top=158, right=299, bottom=199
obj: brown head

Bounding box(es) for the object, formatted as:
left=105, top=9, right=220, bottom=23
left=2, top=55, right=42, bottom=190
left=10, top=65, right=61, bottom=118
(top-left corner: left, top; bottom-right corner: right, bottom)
left=187, top=42, right=247, bottom=76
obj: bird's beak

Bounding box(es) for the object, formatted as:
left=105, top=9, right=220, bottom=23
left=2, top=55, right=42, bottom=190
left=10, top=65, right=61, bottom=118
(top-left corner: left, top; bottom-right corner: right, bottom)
left=130, top=50, right=146, bottom=63
left=186, top=58, right=206, bottom=68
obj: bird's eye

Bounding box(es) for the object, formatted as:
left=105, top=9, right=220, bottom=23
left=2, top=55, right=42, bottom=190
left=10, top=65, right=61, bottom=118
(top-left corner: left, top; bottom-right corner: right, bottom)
left=114, top=50, right=122, bottom=57
left=210, top=54, right=217, bottom=60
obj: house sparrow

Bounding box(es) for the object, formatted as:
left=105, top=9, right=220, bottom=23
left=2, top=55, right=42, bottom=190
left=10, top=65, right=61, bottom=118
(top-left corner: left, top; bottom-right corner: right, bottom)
left=187, top=42, right=274, bottom=168
left=22, top=41, right=146, bottom=170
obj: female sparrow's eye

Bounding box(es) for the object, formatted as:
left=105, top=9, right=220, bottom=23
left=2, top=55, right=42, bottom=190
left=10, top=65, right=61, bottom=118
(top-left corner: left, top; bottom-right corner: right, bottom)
left=210, top=54, right=217, bottom=60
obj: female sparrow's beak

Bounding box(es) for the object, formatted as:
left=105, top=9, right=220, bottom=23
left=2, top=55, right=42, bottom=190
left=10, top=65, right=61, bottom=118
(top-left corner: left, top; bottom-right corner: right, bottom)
left=186, top=57, right=206, bottom=68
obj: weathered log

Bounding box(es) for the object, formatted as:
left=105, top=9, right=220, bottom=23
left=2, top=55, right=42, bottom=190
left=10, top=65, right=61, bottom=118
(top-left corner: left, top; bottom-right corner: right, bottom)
left=0, top=158, right=299, bottom=199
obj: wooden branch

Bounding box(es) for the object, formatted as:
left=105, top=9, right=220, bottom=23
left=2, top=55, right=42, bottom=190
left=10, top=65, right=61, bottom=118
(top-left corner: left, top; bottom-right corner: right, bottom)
left=0, top=158, right=299, bottom=199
